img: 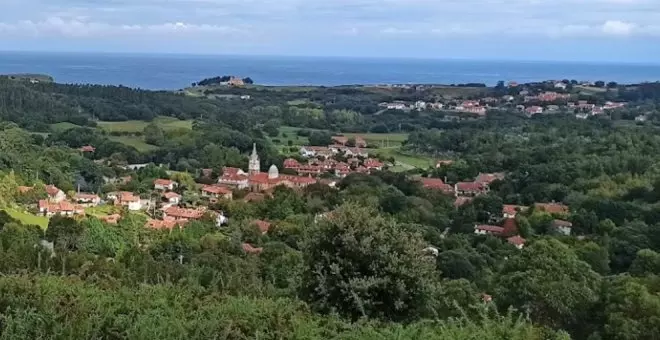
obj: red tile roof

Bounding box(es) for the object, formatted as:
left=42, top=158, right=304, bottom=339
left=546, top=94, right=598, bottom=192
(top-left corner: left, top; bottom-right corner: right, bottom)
left=154, top=179, right=174, bottom=186
left=45, top=185, right=61, bottom=197
left=503, top=204, right=525, bottom=216
left=242, top=243, right=263, bottom=254
left=74, top=193, right=100, bottom=201
left=507, top=235, right=526, bottom=246
left=475, top=173, right=505, bottom=185
left=163, top=192, right=181, bottom=199
left=475, top=225, right=505, bottom=234
left=456, top=181, right=486, bottom=192
left=79, top=145, right=96, bottom=152
left=284, top=158, right=301, bottom=168
left=501, top=218, right=519, bottom=236
left=420, top=177, right=454, bottom=193
left=252, top=219, right=272, bottom=234
left=201, top=185, right=232, bottom=195
left=146, top=218, right=180, bottom=230
left=163, top=207, right=205, bottom=220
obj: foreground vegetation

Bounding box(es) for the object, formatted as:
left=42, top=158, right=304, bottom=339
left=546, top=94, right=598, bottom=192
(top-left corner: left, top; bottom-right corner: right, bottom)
left=0, top=77, right=660, bottom=338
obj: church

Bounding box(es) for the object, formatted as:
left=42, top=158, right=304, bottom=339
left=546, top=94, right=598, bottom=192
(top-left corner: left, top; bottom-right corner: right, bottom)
left=218, top=144, right=317, bottom=192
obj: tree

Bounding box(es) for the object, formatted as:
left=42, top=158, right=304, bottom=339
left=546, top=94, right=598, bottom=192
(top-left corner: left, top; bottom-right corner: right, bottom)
left=602, top=275, right=660, bottom=340
left=595, top=81, right=606, bottom=88
left=301, top=204, right=436, bottom=321
left=308, top=131, right=333, bottom=146
left=629, top=249, right=660, bottom=276
left=45, top=216, right=85, bottom=251
left=495, top=239, right=601, bottom=331
left=144, top=122, right=165, bottom=146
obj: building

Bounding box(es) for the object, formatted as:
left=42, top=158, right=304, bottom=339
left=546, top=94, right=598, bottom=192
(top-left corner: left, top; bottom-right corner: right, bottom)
left=283, top=158, right=301, bottom=169
left=38, top=200, right=84, bottom=217
left=162, top=206, right=205, bottom=221
left=503, top=205, right=525, bottom=218
left=419, top=177, right=454, bottom=194
left=474, top=224, right=504, bottom=235
left=551, top=219, right=573, bottom=235
left=162, top=192, right=182, bottom=205
left=108, top=191, right=142, bottom=211
left=146, top=218, right=181, bottom=230
left=154, top=179, right=177, bottom=191
left=455, top=182, right=488, bottom=197
left=73, top=193, right=101, bottom=207
left=507, top=235, right=526, bottom=249
left=525, top=106, right=543, bottom=115
left=436, top=160, right=454, bottom=168
left=475, top=172, right=505, bottom=185
left=363, top=158, right=384, bottom=170
left=251, top=220, right=272, bottom=234
left=46, top=185, right=66, bottom=203
left=201, top=185, right=233, bottom=200
left=79, top=145, right=96, bottom=153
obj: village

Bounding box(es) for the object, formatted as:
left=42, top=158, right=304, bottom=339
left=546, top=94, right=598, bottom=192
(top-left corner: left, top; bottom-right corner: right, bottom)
left=10, top=133, right=577, bottom=254
left=376, top=80, right=634, bottom=121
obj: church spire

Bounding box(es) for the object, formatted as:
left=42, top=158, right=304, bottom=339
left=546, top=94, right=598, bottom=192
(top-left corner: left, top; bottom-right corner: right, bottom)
left=248, top=143, right=260, bottom=175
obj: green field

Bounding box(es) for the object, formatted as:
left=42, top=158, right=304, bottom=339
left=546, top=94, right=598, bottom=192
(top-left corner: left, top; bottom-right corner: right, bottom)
left=5, top=208, right=49, bottom=229
left=98, top=117, right=193, bottom=133
left=85, top=205, right=120, bottom=217
left=108, top=136, right=159, bottom=152
left=343, top=132, right=409, bottom=147
left=50, top=122, right=81, bottom=133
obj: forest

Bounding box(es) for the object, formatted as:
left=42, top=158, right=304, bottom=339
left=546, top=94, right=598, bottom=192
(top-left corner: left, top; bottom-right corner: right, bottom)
left=1, top=78, right=660, bottom=339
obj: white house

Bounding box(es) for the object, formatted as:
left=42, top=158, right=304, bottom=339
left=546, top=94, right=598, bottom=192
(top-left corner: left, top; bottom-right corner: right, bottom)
left=551, top=219, right=573, bottom=236
left=154, top=179, right=177, bottom=191
left=45, top=185, right=66, bottom=203
left=163, top=192, right=182, bottom=205
left=73, top=193, right=101, bottom=207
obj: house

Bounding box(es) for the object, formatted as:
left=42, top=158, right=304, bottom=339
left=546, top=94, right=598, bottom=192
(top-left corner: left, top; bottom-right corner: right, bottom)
left=474, top=224, right=504, bottom=235
left=436, top=160, right=454, bottom=168
left=79, top=145, right=96, bottom=153
left=242, top=243, right=263, bottom=254
left=551, top=219, right=573, bottom=235
left=419, top=177, right=454, bottom=194
left=554, top=82, right=567, bottom=90
left=364, top=158, right=384, bottom=170
left=218, top=173, right=249, bottom=190
left=162, top=206, right=205, bottom=221
left=162, top=192, right=182, bottom=205
left=414, top=101, right=427, bottom=110
left=228, top=76, right=245, bottom=87
left=109, top=191, right=142, bottom=211
left=99, top=214, right=121, bottom=225
left=455, top=182, right=488, bottom=197
left=503, top=205, right=525, bottom=218
left=502, top=95, right=515, bottom=102
left=240, top=95, right=251, bottom=100
left=201, top=185, right=233, bottom=200
left=73, top=193, right=101, bottom=207
left=635, top=115, right=648, bottom=122
left=283, top=158, right=301, bottom=169
left=507, top=235, right=526, bottom=249
left=251, top=219, right=272, bottom=234
left=331, top=136, right=349, bottom=145
left=38, top=200, right=84, bottom=217
left=475, top=172, right=505, bottom=185
left=299, top=146, right=333, bottom=158
left=154, top=179, right=177, bottom=191
left=534, top=202, right=569, bottom=215
left=46, top=185, right=66, bottom=203
left=525, top=106, right=543, bottom=115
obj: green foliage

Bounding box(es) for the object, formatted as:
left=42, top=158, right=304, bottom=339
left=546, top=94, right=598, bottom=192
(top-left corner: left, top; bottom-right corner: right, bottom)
left=301, top=204, right=436, bottom=321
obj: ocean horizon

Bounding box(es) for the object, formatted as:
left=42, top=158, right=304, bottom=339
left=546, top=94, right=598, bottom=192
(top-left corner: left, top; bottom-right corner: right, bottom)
left=1, top=50, right=660, bottom=90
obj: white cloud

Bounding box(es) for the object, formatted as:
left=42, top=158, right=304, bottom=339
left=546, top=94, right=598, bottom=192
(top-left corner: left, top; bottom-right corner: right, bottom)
left=602, top=20, right=636, bottom=36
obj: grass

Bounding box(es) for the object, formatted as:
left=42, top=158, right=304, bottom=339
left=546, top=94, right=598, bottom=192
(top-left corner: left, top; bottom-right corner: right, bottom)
left=342, top=132, right=409, bottom=147
left=5, top=208, right=49, bottom=229
left=50, top=122, right=81, bottom=133
left=98, top=116, right=193, bottom=133
left=85, top=205, right=120, bottom=217
left=108, top=136, right=159, bottom=152
left=374, top=148, right=435, bottom=169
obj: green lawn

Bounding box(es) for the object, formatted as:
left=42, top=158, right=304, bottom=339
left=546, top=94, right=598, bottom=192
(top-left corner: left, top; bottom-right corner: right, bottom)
left=343, top=132, right=409, bottom=147
left=85, top=205, right=120, bottom=217
left=5, top=208, right=49, bottom=229
left=98, top=117, right=193, bottom=133
left=108, top=136, right=159, bottom=152
left=50, top=122, right=81, bottom=133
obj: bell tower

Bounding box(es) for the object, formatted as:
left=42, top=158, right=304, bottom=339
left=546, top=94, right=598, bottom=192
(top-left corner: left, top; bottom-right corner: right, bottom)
left=248, top=143, right=260, bottom=175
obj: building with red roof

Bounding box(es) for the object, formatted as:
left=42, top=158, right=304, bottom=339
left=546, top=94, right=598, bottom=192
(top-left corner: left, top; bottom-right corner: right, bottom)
left=201, top=185, right=233, bottom=200
left=455, top=181, right=488, bottom=197
left=507, top=235, right=526, bottom=249
left=154, top=179, right=177, bottom=191
left=474, top=224, right=504, bottom=235
left=251, top=220, right=272, bottom=234
left=73, top=193, right=101, bottom=207
left=501, top=218, right=519, bottom=236
left=39, top=200, right=85, bottom=217
left=79, top=145, right=96, bottom=153
left=283, top=158, right=301, bottom=169
left=45, top=185, right=66, bottom=202
left=162, top=191, right=182, bottom=204
left=419, top=177, right=454, bottom=194
left=242, top=243, right=263, bottom=254
left=503, top=205, right=525, bottom=218
left=162, top=207, right=206, bottom=221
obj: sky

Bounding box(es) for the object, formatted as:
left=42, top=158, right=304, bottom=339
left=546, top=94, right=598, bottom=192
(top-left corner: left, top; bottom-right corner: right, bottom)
left=1, top=0, right=659, bottom=62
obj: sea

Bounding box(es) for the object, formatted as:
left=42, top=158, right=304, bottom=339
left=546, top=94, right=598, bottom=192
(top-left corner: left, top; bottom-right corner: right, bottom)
left=1, top=51, right=660, bottom=90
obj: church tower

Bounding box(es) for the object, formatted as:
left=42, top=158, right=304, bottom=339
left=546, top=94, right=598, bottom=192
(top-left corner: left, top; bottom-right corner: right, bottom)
left=248, top=143, right=260, bottom=175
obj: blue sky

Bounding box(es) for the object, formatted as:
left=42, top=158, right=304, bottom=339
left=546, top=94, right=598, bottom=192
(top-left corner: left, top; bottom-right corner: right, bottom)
left=1, top=0, right=659, bottom=62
